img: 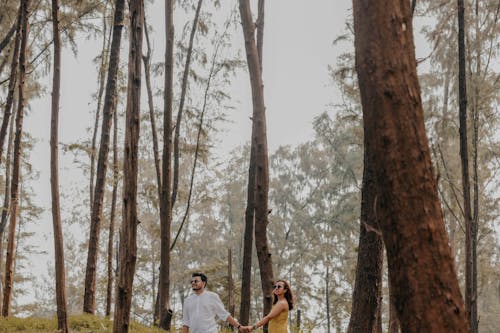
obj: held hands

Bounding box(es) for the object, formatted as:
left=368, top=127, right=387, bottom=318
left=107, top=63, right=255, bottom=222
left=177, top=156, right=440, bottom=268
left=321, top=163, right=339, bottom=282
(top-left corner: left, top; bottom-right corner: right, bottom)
left=238, top=325, right=254, bottom=332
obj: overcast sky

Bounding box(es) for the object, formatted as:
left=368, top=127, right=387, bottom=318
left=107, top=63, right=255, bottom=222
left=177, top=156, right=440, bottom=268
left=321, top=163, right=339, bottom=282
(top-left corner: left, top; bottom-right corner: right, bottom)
left=21, top=0, right=430, bottom=310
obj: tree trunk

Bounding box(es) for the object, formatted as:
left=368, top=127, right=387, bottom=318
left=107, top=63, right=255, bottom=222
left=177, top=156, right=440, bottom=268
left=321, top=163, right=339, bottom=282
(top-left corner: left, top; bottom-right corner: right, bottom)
left=112, top=0, right=143, bottom=331
left=388, top=274, right=401, bottom=333
left=352, top=0, right=469, bottom=332
left=457, top=1, right=475, bottom=331
left=347, top=152, right=383, bottom=333
left=0, top=3, right=22, bottom=167
left=171, top=0, right=203, bottom=208
left=89, top=11, right=108, bottom=214
left=83, top=0, right=126, bottom=314
left=2, top=0, right=29, bottom=316
left=0, top=108, right=15, bottom=314
left=50, top=0, right=69, bottom=330
left=238, top=2, right=274, bottom=330
left=326, top=267, right=330, bottom=333
left=0, top=21, right=16, bottom=56
left=159, top=0, right=174, bottom=329
left=228, top=248, right=235, bottom=326
left=105, top=94, right=119, bottom=317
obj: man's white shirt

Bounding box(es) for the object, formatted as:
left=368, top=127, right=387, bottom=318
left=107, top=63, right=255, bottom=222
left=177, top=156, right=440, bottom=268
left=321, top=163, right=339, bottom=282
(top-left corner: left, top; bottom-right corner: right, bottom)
left=182, top=290, right=230, bottom=333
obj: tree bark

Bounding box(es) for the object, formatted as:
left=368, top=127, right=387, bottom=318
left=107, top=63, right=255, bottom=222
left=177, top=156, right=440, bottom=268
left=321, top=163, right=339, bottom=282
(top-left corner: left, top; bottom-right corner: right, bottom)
left=352, top=0, right=469, bottom=332
left=159, top=0, right=174, bottom=329
left=2, top=0, right=29, bottom=316
left=105, top=93, right=119, bottom=317
left=112, top=0, right=143, bottom=331
left=238, top=2, right=274, bottom=330
left=171, top=0, right=203, bottom=208
left=0, top=3, right=22, bottom=167
left=84, top=0, right=126, bottom=314
left=50, top=0, right=70, bottom=331
left=347, top=152, right=383, bottom=333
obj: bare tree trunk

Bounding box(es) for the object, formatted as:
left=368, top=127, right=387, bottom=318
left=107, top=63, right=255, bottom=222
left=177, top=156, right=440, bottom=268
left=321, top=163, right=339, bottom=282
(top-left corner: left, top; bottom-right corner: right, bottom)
left=50, top=0, right=69, bottom=331
left=352, top=0, right=469, bottom=331
left=326, top=267, right=331, bottom=333
left=238, top=2, right=274, bottom=331
left=0, top=4, right=22, bottom=167
left=228, top=248, right=235, bottom=328
left=84, top=0, right=126, bottom=314
left=105, top=95, right=119, bottom=317
left=239, top=0, right=265, bottom=324
left=159, top=0, right=174, bottom=329
left=112, top=0, right=143, bottom=331
left=457, top=1, right=475, bottom=332
left=0, top=22, right=16, bottom=56
left=89, top=10, right=108, bottom=212
left=347, top=152, right=383, bottom=333
left=2, top=0, right=29, bottom=316
left=0, top=109, right=15, bottom=314
left=171, top=0, right=203, bottom=208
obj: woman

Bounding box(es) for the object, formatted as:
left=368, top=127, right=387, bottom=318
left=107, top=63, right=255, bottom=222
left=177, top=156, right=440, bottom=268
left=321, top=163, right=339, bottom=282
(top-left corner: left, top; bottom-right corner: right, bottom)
left=243, top=279, right=294, bottom=332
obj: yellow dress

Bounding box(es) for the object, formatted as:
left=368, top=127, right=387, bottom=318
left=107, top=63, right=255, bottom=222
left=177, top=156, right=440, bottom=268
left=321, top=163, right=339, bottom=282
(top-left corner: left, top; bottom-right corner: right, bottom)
left=268, top=307, right=288, bottom=333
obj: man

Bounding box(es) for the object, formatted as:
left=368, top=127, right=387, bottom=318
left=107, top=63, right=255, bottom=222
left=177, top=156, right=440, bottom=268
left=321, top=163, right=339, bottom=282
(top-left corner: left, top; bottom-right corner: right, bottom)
left=182, top=272, right=244, bottom=333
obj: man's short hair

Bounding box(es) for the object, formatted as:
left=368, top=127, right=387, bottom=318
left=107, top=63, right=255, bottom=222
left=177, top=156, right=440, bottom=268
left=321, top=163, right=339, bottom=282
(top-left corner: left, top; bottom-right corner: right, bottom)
left=192, top=272, right=207, bottom=283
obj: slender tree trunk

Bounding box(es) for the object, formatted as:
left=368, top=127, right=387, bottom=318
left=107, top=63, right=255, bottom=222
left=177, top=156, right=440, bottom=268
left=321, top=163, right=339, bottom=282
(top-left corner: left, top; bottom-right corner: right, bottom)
left=0, top=110, right=15, bottom=314
left=171, top=0, right=203, bottom=208
left=112, top=0, right=143, bottom=331
left=0, top=4, right=22, bottom=167
left=0, top=22, right=16, bottom=56
left=84, top=0, right=126, bottom=314
left=228, top=248, right=235, bottom=326
left=2, top=0, right=29, bottom=316
left=239, top=0, right=265, bottom=323
left=388, top=272, right=401, bottom=333
left=159, top=0, right=174, bottom=329
left=89, top=10, right=108, bottom=212
left=238, top=2, right=274, bottom=331
left=326, top=267, right=331, bottom=333
left=50, top=0, right=69, bottom=331
left=470, top=2, right=479, bottom=332
left=105, top=97, right=119, bottom=317
left=240, top=145, right=255, bottom=326
left=352, top=0, right=469, bottom=331
left=347, top=151, right=383, bottom=333
left=457, top=1, right=474, bottom=331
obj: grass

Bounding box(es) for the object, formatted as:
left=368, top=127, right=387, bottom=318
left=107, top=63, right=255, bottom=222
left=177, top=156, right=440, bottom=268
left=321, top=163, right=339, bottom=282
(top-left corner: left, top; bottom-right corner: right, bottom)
left=0, top=314, right=168, bottom=332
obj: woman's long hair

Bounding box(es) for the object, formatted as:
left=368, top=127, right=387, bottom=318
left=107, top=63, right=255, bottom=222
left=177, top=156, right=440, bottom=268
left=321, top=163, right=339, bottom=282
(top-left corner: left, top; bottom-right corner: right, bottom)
left=273, top=279, right=294, bottom=310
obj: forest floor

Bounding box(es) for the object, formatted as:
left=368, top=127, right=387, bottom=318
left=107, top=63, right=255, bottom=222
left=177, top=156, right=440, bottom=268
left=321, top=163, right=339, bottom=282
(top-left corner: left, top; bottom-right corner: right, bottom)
left=0, top=314, right=167, bottom=332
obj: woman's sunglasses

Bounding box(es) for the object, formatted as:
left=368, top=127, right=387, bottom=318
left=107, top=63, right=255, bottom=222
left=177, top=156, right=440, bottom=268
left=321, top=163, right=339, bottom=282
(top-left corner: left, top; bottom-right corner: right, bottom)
left=273, top=285, right=284, bottom=289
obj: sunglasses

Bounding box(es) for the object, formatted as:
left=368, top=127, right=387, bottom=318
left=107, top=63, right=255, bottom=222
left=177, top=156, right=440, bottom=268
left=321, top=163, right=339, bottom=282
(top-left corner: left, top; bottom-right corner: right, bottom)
left=191, top=280, right=202, bottom=284
left=273, top=285, right=284, bottom=289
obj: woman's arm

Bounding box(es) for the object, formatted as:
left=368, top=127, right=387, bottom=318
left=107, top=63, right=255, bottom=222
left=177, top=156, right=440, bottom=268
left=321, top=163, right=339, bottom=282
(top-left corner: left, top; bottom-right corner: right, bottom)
left=251, top=302, right=287, bottom=330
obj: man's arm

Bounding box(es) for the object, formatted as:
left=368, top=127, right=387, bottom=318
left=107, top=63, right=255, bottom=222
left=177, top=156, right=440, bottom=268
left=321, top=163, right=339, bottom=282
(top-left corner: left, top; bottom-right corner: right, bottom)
left=182, top=325, right=189, bottom=333
left=226, top=314, right=241, bottom=329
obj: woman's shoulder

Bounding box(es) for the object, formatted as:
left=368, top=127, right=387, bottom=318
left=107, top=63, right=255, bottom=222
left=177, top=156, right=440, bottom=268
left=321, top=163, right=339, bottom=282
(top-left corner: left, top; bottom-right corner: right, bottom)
left=277, top=299, right=289, bottom=311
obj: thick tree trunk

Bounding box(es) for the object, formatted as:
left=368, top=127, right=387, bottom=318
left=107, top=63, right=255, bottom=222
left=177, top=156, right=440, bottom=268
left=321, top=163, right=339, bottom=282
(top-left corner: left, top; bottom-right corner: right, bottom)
left=352, top=0, right=469, bottom=332
left=105, top=97, right=119, bottom=317
left=2, top=0, right=29, bottom=316
left=347, top=153, right=383, bottom=333
left=112, top=0, right=143, bottom=331
left=159, top=0, right=174, bottom=329
left=0, top=4, right=22, bottom=167
left=83, top=0, right=125, bottom=314
left=238, top=2, right=274, bottom=330
left=171, top=0, right=203, bottom=208
left=50, top=0, right=69, bottom=331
